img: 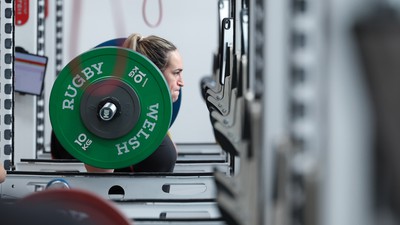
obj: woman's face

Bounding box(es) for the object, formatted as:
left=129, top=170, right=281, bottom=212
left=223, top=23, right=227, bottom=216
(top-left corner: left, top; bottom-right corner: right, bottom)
left=163, top=50, right=184, bottom=102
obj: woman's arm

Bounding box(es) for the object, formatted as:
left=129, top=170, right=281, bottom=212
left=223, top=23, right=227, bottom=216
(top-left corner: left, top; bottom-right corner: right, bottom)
left=167, top=132, right=178, bottom=153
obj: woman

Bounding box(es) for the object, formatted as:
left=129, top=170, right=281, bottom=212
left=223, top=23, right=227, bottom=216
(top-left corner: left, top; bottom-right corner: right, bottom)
left=52, top=34, right=184, bottom=173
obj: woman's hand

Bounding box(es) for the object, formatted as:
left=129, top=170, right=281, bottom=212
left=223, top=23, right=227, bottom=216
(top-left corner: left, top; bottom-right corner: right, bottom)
left=84, top=164, right=114, bottom=173
left=0, top=164, right=6, bottom=183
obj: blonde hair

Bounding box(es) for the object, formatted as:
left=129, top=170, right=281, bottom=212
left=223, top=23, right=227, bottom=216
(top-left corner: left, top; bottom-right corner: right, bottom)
left=123, top=33, right=177, bottom=72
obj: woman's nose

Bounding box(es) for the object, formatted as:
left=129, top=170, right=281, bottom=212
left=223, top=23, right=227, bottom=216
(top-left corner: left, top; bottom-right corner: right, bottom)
left=178, top=77, right=184, bottom=87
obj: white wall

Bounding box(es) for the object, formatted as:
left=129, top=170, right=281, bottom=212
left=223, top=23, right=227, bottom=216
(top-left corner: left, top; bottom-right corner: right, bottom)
left=14, top=0, right=39, bottom=159
left=61, top=0, right=218, bottom=143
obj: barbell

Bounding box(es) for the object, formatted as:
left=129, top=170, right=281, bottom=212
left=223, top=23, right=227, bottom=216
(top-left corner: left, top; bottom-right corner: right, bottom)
left=49, top=46, right=176, bottom=169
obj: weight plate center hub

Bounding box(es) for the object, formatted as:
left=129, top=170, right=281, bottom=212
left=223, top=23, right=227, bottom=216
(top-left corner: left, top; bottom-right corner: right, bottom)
left=80, top=78, right=140, bottom=139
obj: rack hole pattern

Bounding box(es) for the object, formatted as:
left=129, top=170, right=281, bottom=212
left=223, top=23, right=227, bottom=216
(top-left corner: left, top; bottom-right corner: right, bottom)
left=1, top=0, right=14, bottom=170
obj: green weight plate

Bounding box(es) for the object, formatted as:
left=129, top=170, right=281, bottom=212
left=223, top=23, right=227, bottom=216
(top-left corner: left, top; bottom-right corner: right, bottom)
left=49, top=47, right=172, bottom=169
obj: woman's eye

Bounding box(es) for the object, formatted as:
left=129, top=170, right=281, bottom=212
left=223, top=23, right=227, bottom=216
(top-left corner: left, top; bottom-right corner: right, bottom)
left=172, top=69, right=182, bottom=77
